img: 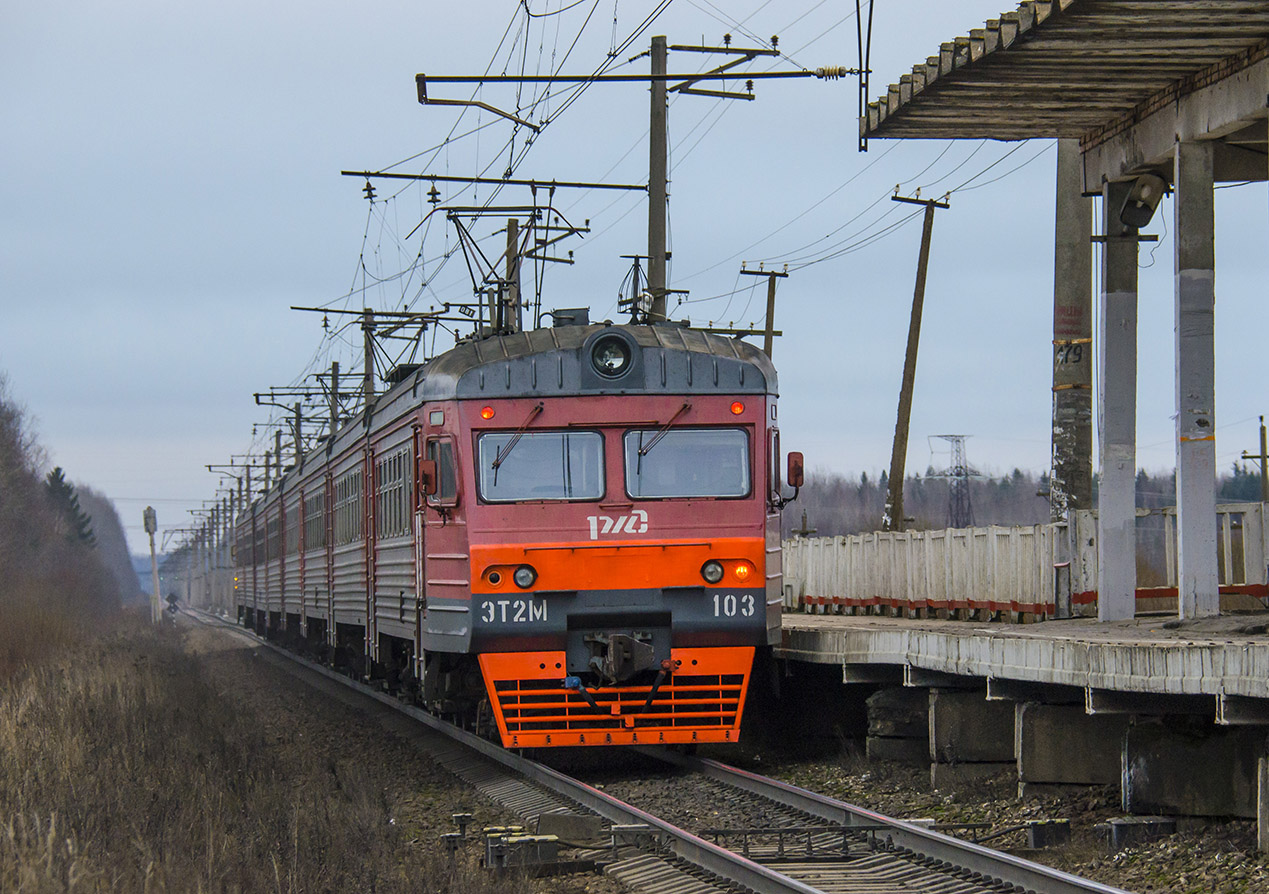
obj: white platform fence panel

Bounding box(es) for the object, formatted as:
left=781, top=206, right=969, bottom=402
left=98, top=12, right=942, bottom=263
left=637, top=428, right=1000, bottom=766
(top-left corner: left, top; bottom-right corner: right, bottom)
left=783, top=503, right=1269, bottom=618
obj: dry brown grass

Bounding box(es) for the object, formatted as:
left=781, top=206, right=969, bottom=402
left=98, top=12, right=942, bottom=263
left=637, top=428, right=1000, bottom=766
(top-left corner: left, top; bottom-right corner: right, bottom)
left=0, top=596, right=85, bottom=680
left=0, top=620, right=525, bottom=893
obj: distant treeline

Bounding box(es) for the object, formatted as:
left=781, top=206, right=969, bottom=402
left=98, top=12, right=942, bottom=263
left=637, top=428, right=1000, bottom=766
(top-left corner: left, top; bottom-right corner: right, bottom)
left=784, top=464, right=1265, bottom=540
left=0, top=375, right=132, bottom=675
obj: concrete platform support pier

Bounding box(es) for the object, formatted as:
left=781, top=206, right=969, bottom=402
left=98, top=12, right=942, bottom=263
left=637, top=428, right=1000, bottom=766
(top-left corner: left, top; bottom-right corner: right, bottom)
left=1097, top=179, right=1139, bottom=621
left=1015, top=703, right=1128, bottom=798
left=865, top=687, right=929, bottom=765
left=1173, top=141, right=1220, bottom=619
left=1259, top=757, right=1269, bottom=854
left=929, top=690, right=1014, bottom=789
left=1123, top=722, right=1264, bottom=818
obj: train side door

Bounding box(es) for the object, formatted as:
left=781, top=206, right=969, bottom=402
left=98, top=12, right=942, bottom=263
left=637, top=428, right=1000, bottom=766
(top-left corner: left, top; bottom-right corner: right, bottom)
left=419, top=434, right=470, bottom=651
left=765, top=426, right=784, bottom=645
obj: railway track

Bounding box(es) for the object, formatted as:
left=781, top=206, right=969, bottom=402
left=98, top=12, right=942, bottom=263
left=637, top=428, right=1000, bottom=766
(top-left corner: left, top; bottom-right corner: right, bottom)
left=190, top=611, right=1132, bottom=894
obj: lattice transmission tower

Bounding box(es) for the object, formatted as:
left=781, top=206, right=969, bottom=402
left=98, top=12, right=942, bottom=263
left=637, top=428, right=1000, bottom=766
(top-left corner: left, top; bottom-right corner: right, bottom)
left=932, top=434, right=976, bottom=529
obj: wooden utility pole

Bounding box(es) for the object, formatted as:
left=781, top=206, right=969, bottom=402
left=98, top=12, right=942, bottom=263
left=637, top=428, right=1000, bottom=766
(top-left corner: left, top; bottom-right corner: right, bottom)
left=1240, top=415, right=1269, bottom=502
left=739, top=266, right=788, bottom=358
left=882, top=192, right=949, bottom=532
left=362, top=309, right=376, bottom=402
left=292, top=402, right=302, bottom=466
left=647, top=35, right=669, bottom=322
left=329, top=361, right=340, bottom=436
left=506, top=217, right=522, bottom=332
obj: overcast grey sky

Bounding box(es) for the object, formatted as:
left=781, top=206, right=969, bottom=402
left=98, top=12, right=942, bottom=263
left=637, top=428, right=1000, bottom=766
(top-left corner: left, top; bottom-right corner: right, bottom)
left=4, top=1, right=1267, bottom=555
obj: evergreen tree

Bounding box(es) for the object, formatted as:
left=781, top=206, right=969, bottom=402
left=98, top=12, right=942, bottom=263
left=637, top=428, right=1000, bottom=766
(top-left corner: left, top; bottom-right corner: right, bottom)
left=45, top=467, right=95, bottom=547
left=1221, top=462, right=1263, bottom=502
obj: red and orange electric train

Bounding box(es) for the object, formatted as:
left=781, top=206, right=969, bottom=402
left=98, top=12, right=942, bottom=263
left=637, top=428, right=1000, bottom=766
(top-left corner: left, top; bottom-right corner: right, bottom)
left=233, top=320, right=801, bottom=748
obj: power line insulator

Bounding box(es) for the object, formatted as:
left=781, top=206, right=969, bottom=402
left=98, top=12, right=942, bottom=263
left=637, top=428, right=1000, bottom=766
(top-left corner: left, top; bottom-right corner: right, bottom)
left=427, top=183, right=441, bottom=205
left=363, top=180, right=376, bottom=202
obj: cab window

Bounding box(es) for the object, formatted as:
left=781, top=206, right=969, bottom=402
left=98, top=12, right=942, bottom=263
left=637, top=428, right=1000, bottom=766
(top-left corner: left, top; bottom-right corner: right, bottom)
left=426, top=439, right=457, bottom=505
left=624, top=428, right=750, bottom=498
left=476, top=431, right=604, bottom=502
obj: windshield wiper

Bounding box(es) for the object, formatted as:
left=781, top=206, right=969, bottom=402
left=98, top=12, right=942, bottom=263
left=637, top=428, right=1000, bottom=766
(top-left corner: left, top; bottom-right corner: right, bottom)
left=491, top=402, right=544, bottom=485
left=638, top=402, right=691, bottom=457
left=635, top=401, right=691, bottom=483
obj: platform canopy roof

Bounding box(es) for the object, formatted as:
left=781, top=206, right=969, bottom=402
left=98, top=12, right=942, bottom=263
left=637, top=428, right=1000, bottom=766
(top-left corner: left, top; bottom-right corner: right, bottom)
left=862, top=0, right=1269, bottom=183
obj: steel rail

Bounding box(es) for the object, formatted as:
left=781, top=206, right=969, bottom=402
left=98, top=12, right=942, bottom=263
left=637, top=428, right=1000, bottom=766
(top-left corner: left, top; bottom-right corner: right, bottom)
left=642, top=747, right=1133, bottom=894
left=192, top=612, right=820, bottom=894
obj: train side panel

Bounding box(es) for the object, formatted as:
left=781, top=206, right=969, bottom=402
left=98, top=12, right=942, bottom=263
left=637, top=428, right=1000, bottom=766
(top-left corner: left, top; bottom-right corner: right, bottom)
left=371, top=422, right=418, bottom=644
left=330, top=449, right=367, bottom=630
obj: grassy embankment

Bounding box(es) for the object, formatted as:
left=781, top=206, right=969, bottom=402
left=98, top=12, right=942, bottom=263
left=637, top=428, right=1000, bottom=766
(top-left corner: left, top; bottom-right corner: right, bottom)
left=0, top=373, right=520, bottom=892
left=0, top=606, right=528, bottom=893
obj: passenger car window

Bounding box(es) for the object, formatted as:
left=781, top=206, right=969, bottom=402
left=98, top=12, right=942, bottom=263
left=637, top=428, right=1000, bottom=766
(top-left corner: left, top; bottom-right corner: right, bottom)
left=476, top=431, right=604, bottom=502
left=624, top=428, right=750, bottom=498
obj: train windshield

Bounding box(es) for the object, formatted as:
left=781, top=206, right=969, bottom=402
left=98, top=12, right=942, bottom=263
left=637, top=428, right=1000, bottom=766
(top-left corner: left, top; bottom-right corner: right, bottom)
left=477, top=431, right=604, bottom=501
left=624, top=428, right=750, bottom=498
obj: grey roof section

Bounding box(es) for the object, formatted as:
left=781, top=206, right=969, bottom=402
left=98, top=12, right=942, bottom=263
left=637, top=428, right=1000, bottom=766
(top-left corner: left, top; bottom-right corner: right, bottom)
left=862, top=0, right=1269, bottom=146
left=416, top=323, right=777, bottom=401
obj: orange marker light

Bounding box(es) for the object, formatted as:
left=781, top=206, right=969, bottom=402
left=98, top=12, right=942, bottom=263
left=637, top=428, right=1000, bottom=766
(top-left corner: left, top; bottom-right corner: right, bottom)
left=733, top=561, right=753, bottom=582
left=730, top=401, right=745, bottom=415
left=480, top=406, right=495, bottom=420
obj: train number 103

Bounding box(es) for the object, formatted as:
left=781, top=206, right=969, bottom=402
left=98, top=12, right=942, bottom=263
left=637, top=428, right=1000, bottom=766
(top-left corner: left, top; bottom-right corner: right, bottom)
left=712, top=593, right=756, bottom=618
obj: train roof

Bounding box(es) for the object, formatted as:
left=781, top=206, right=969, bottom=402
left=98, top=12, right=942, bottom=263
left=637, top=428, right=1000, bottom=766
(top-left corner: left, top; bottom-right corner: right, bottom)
left=416, top=323, right=777, bottom=402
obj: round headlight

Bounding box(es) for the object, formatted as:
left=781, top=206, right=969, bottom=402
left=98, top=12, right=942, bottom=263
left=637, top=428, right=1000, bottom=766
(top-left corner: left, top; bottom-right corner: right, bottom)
left=591, top=335, right=631, bottom=378
left=701, top=560, right=724, bottom=584
left=513, top=565, right=537, bottom=588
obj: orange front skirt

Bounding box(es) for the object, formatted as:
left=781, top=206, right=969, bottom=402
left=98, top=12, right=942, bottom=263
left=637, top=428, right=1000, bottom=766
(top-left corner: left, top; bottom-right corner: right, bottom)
left=478, top=646, right=754, bottom=748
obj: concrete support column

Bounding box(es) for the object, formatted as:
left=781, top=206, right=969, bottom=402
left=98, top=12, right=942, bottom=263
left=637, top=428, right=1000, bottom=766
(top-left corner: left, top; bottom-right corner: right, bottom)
left=1051, top=139, right=1094, bottom=521
left=1098, top=180, right=1139, bottom=621
left=928, top=690, right=1014, bottom=789
left=1259, top=756, right=1269, bottom=853
left=1124, top=722, right=1261, bottom=818
left=1015, top=703, right=1127, bottom=798
left=1173, top=141, right=1220, bottom=619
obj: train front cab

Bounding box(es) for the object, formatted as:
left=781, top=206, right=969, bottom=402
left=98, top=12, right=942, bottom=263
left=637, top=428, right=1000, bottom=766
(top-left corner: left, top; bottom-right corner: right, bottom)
left=417, top=328, right=798, bottom=748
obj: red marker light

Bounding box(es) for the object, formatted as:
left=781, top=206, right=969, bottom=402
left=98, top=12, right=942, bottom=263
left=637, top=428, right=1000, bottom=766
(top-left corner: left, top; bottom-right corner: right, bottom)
left=734, top=561, right=753, bottom=582
left=730, top=401, right=745, bottom=415
left=480, top=406, right=495, bottom=420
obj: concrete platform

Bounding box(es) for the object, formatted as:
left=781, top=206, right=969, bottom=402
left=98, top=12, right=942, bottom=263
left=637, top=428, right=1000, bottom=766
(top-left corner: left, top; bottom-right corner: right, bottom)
left=778, top=612, right=1269, bottom=711
left=778, top=611, right=1269, bottom=838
